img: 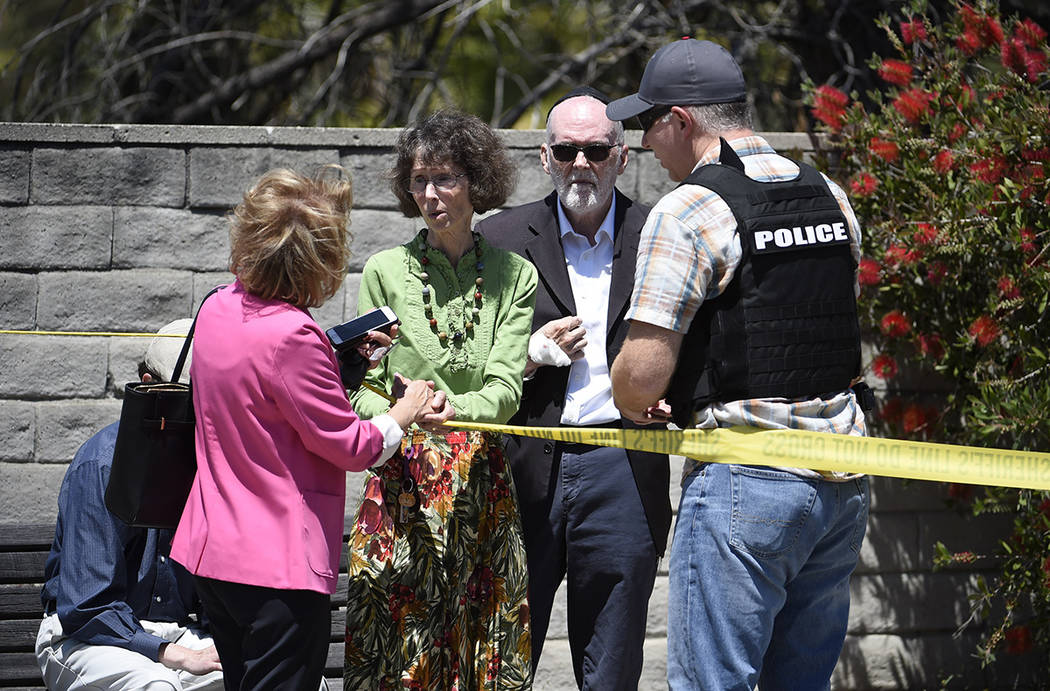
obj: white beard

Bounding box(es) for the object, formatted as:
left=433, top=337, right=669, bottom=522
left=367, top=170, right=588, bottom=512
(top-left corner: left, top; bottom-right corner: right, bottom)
left=560, top=180, right=601, bottom=212
left=549, top=160, right=616, bottom=216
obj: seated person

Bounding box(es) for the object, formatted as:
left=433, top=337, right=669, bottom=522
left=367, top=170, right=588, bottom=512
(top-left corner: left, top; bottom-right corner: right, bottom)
left=36, top=319, right=224, bottom=691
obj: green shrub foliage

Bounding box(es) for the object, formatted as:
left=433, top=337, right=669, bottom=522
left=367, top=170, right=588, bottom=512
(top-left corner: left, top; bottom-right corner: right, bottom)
left=809, top=0, right=1050, bottom=670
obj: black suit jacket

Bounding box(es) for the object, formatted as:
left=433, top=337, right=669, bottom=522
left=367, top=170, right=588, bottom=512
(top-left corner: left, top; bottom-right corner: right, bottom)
left=477, top=189, right=672, bottom=554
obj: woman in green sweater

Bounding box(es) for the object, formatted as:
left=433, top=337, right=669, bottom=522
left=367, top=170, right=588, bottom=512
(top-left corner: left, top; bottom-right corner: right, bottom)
left=344, top=110, right=537, bottom=690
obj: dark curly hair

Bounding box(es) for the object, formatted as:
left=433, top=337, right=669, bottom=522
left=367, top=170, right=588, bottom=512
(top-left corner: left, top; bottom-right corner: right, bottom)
left=389, top=109, right=516, bottom=217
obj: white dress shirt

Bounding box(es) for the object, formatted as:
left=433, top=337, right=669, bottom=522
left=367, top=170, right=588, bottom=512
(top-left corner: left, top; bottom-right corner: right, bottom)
left=555, top=198, right=621, bottom=425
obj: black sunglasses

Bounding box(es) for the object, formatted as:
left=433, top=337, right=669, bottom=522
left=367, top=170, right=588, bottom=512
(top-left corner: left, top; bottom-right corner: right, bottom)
left=637, top=105, right=673, bottom=133
left=549, top=143, right=619, bottom=163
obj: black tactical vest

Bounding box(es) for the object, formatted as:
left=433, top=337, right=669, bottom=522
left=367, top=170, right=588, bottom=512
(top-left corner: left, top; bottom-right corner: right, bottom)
left=665, top=139, right=862, bottom=427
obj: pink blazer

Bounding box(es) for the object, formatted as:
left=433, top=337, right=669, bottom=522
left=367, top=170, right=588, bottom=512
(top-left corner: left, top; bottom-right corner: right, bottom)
left=171, top=282, right=385, bottom=594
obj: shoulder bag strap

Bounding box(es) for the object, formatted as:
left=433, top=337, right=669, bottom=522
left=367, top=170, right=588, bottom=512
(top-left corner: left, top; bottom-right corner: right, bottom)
left=170, top=286, right=223, bottom=384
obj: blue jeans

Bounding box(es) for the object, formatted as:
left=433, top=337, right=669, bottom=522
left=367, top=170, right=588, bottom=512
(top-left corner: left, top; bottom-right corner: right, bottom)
left=667, top=463, right=869, bottom=691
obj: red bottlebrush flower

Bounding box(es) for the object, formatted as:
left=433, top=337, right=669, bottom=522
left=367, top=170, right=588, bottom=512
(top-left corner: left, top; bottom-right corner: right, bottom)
left=1023, top=147, right=1050, bottom=161
left=858, top=257, right=880, bottom=286
left=913, top=223, right=939, bottom=245
left=1040, top=498, right=1050, bottom=518
left=869, top=137, right=900, bottom=162
left=948, top=122, right=969, bottom=143
left=968, top=314, right=1000, bottom=347
left=1005, top=626, right=1033, bottom=655
left=1002, top=37, right=1028, bottom=76
left=815, top=84, right=848, bottom=108
left=878, top=59, right=914, bottom=86
left=1023, top=164, right=1045, bottom=182
left=960, top=4, right=982, bottom=33
left=960, top=6, right=1004, bottom=48
left=812, top=85, right=849, bottom=132
left=880, top=310, right=911, bottom=337
left=919, top=333, right=945, bottom=360
left=902, top=404, right=927, bottom=433
left=892, top=88, right=935, bottom=124
left=901, top=19, right=928, bottom=45
left=926, top=261, right=947, bottom=285
left=1024, top=50, right=1048, bottom=83
left=998, top=276, right=1020, bottom=299
left=957, top=29, right=982, bottom=55
left=969, top=156, right=1007, bottom=184
left=1016, top=18, right=1048, bottom=47
left=933, top=150, right=955, bottom=173
left=984, top=16, right=1004, bottom=45
left=850, top=171, right=878, bottom=196
left=872, top=354, right=898, bottom=380
left=880, top=396, right=903, bottom=423
left=1020, top=228, right=1037, bottom=255
left=948, top=483, right=974, bottom=501
left=885, top=244, right=919, bottom=267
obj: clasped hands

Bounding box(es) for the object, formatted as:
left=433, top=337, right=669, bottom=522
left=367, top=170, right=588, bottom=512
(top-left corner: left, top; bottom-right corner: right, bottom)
left=356, top=327, right=454, bottom=432
left=391, top=373, right=455, bottom=431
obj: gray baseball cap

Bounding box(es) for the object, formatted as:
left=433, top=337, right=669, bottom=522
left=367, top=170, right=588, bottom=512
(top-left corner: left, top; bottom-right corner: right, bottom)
left=606, top=38, right=746, bottom=122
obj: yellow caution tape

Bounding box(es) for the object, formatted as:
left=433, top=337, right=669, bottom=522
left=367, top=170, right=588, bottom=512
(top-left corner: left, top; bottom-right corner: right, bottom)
left=446, top=421, right=1050, bottom=491
left=361, top=381, right=396, bottom=403
left=6, top=330, right=1047, bottom=490
left=0, top=330, right=186, bottom=338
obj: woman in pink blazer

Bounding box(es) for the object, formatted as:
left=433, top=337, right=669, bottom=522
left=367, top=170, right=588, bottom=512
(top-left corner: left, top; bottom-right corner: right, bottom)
left=171, top=168, right=434, bottom=690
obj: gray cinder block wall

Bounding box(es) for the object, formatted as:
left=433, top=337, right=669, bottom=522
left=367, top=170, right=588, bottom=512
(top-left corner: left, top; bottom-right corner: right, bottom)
left=0, top=123, right=1032, bottom=688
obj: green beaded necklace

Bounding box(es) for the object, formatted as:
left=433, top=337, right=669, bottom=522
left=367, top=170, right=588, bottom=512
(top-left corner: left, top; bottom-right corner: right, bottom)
left=418, top=229, right=484, bottom=344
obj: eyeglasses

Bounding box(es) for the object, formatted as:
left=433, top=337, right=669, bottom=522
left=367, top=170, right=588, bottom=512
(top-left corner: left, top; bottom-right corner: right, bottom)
left=549, top=143, right=620, bottom=163
left=637, top=105, right=673, bottom=133
left=406, top=173, right=468, bottom=193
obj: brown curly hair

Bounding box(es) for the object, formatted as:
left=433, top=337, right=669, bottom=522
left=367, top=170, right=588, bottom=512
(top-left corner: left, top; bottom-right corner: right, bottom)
left=389, top=109, right=516, bottom=217
left=229, top=166, right=352, bottom=308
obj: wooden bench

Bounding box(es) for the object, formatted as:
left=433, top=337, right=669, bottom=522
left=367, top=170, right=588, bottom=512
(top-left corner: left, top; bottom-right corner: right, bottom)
left=0, top=523, right=350, bottom=689
left=0, top=524, right=51, bottom=690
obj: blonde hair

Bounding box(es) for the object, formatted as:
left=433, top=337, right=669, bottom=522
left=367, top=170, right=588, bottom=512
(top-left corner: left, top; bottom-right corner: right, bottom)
left=229, top=167, right=353, bottom=308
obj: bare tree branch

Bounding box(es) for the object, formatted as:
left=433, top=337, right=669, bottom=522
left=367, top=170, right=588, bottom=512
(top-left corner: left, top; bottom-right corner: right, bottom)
left=167, top=0, right=447, bottom=123
left=8, top=0, right=1031, bottom=129
left=495, top=1, right=651, bottom=127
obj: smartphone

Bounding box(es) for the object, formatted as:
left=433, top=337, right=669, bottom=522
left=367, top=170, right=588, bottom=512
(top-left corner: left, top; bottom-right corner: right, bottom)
left=326, top=306, right=399, bottom=353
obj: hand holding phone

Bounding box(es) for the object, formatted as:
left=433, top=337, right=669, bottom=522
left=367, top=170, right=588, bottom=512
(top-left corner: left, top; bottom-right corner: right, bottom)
left=361, top=327, right=398, bottom=363
left=326, top=306, right=399, bottom=354
left=328, top=307, right=399, bottom=389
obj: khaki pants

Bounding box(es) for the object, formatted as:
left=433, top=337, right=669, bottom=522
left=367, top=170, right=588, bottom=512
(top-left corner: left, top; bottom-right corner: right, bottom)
left=36, top=613, right=225, bottom=691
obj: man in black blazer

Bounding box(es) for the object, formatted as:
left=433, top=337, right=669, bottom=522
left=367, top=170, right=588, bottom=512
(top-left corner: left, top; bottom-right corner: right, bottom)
left=477, top=87, right=671, bottom=690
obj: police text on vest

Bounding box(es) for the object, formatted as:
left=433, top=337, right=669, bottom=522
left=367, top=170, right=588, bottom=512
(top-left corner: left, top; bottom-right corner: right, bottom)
left=754, top=222, right=848, bottom=251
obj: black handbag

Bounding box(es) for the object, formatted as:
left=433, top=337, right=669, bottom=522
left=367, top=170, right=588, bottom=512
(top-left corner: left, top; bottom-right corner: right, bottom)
left=105, top=288, right=219, bottom=529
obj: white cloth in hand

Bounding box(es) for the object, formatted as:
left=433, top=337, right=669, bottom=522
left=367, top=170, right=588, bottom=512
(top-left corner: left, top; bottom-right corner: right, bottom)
left=528, top=329, right=573, bottom=368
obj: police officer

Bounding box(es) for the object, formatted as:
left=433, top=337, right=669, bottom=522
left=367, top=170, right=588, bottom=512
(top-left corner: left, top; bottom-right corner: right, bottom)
left=606, top=38, right=871, bottom=690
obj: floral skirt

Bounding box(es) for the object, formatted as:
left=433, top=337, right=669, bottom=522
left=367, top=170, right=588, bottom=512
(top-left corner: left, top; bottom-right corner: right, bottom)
left=343, top=430, right=532, bottom=690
